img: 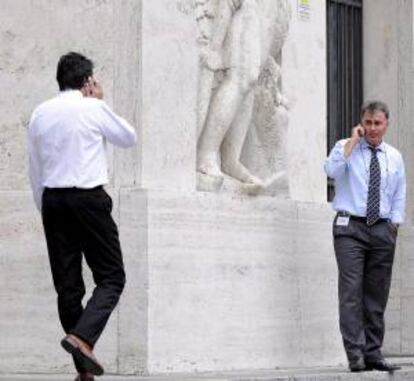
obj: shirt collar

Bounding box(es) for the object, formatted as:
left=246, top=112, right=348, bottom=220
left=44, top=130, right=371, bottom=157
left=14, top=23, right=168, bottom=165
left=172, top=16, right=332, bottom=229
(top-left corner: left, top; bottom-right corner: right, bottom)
left=58, top=89, right=83, bottom=99
left=360, top=138, right=386, bottom=152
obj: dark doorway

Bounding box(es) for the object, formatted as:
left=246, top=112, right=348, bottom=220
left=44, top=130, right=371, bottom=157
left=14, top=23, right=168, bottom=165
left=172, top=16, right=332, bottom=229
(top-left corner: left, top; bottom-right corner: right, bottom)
left=326, top=0, right=363, bottom=201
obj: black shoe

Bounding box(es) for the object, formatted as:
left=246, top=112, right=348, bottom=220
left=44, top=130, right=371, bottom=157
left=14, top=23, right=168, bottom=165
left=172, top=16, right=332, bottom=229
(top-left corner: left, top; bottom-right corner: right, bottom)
left=75, top=374, right=95, bottom=381
left=365, top=359, right=401, bottom=372
left=349, top=357, right=366, bottom=372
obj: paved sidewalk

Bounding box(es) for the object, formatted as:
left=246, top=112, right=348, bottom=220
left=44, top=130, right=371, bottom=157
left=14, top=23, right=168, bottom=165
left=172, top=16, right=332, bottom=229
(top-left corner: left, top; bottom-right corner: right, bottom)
left=2, top=363, right=414, bottom=381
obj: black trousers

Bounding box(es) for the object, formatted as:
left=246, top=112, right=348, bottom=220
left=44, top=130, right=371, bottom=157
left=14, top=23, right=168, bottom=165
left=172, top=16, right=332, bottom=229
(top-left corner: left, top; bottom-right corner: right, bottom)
left=333, top=215, right=397, bottom=362
left=42, top=186, right=125, bottom=371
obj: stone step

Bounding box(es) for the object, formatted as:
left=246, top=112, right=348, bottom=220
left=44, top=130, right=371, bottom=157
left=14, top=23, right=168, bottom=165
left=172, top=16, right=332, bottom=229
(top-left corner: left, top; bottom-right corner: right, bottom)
left=2, top=360, right=414, bottom=381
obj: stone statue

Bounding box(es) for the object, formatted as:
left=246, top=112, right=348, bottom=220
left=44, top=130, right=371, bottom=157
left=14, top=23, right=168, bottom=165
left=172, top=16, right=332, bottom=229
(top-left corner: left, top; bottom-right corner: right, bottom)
left=195, top=0, right=291, bottom=193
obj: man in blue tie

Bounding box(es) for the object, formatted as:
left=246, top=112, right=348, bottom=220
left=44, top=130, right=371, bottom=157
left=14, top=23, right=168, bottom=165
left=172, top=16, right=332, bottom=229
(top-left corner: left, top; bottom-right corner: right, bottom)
left=325, top=101, right=406, bottom=373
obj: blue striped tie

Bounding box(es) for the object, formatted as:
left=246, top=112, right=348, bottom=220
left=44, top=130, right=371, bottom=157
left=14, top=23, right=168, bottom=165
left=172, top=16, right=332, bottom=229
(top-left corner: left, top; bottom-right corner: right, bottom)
left=366, top=147, right=381, bottom=226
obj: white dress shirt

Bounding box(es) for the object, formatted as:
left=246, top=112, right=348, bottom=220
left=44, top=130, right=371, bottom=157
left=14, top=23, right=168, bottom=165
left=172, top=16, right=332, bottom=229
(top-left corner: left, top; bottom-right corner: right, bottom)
left=28, top=90, right=137, bottom=211
left=324, top=138, right=406, bottom=224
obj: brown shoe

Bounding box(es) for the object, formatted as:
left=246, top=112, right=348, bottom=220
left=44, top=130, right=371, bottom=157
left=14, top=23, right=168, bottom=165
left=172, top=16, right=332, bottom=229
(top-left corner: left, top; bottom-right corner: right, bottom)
left=75, top=373, right=95, bottom=381
left=61, top=334, right=104, bottom=376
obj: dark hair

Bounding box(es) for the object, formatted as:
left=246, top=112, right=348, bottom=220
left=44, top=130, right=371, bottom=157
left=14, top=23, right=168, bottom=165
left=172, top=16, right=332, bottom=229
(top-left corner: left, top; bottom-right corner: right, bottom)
left=56, top=52, right=94, bottom=91
left=360, top=100, right=390, bottom=120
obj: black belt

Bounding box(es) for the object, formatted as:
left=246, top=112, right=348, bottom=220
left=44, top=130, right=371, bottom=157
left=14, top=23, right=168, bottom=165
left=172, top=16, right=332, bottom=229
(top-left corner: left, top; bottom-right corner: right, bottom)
left=350, top=215, right=389, bottom=224
left=337, top=211, right=389, bottom=224
left=44, top=185, right=103, bottom=193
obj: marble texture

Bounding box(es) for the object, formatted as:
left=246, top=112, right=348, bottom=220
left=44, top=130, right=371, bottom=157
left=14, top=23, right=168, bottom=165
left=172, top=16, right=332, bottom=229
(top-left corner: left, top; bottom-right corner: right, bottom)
left=140, top=0, right=199, bottom=191
left=125, top=191, right=345, bottom=373
left=0, top=0, right=115, bottom=191
left=118, top=189, right=149, bottom=375
left=282, top=0, right=327, bottom=203
left=112, top=0, right=142, bottom=188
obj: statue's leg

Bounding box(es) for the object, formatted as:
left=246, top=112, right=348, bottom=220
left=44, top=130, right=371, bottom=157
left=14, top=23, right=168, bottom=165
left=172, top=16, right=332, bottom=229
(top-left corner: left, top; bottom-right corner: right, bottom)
left=221, top=90, right=263, bottom=185
left=197, top=75, right=243, bottom=177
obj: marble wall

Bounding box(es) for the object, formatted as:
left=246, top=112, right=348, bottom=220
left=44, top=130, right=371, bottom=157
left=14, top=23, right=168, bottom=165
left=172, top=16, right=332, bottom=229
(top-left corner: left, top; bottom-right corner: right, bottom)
left=0, top=0, right=117, bottom=190
left=0, top=0, right=133, bottom=375
left=283, top=0, right=327, bottom=203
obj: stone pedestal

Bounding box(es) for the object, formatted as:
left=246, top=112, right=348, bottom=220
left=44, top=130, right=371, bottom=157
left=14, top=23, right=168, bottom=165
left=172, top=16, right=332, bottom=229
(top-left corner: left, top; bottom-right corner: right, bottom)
left=118, top=190, right=345, bottom=373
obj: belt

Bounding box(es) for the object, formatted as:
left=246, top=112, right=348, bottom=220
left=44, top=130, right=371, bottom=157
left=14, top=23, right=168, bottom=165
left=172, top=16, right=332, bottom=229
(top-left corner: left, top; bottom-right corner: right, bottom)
left=337, top=211, right=389, bottom=224
left=44, top=185, right=103, bottom=193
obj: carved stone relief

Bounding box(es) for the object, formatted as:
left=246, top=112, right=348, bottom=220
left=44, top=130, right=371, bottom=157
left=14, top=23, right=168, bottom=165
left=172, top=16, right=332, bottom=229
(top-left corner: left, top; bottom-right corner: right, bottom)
left=195, top=0, right=291, bottom=195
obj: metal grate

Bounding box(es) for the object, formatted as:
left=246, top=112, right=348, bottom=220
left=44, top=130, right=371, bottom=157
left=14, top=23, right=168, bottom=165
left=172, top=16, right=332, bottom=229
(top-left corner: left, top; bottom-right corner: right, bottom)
left=327, top=0, right=363, bottom=201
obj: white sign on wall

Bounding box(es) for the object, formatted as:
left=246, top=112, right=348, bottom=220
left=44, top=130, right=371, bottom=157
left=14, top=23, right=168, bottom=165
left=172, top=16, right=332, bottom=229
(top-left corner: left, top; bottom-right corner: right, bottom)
left=297, top=0, right=310, bottom=21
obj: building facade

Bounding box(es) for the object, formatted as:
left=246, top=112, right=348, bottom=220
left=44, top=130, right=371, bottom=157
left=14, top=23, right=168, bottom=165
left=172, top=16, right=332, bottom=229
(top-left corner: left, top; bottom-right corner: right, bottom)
left=0, top=0, right=413, bottom=376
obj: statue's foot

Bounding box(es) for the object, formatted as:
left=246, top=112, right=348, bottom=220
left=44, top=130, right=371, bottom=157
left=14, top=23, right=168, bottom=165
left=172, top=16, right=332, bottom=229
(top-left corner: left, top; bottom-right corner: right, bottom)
left=196, top=154, right=224, bottom=191
left=222, top=160, right=264, bottom=187
left=197, top=163, right=223, bottom=178
left=197, top=153, right=224, bottom=179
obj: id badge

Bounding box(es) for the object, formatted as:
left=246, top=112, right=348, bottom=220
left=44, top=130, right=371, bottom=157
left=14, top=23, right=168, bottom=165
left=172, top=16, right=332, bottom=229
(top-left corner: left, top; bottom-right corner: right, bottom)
left=336, top=216, right=350, bottom=226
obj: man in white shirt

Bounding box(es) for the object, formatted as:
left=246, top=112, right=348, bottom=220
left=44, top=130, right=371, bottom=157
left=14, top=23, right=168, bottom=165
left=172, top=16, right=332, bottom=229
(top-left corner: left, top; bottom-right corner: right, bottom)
left=325, top=101, right=406, bottom=373
left=28, top=52, right=137, bottom=381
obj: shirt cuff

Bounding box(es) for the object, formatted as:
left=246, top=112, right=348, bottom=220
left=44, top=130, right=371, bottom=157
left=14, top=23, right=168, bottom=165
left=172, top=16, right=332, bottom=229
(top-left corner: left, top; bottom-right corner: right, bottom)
left=390, top=212, right=404, bottom=224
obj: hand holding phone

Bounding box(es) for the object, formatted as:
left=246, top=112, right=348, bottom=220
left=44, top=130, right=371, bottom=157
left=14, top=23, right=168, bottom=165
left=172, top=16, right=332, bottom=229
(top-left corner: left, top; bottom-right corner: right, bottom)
left=351, top=124, right=364, bottom=141
left=82, top=76, right=104, bottom=99
left=344, top=124, right=364, bottom=157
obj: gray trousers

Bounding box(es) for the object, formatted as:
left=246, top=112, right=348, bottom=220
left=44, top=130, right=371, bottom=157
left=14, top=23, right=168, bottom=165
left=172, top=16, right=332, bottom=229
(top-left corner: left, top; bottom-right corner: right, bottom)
left=333, top=215, right=397, bottom=362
